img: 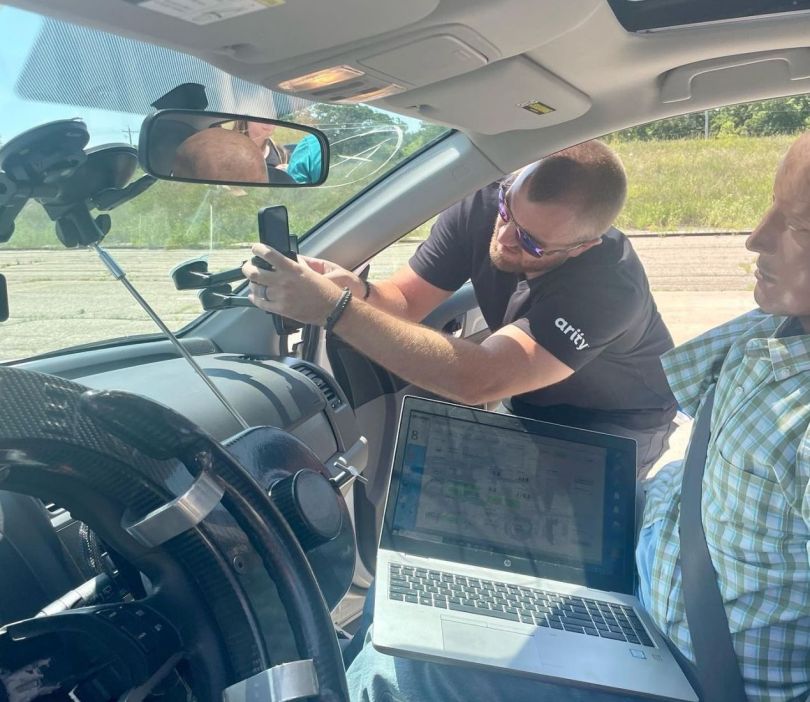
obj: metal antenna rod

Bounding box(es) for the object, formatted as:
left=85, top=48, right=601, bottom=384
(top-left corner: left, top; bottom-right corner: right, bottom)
left=91, top=243, right=250, bottom=431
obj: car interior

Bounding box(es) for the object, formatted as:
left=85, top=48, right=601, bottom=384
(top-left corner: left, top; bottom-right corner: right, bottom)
left=1, top=1, right=810, bottom=700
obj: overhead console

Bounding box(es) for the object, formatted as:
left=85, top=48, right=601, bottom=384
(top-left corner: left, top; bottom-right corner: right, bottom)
left=266, top=25, right=498, bottom=105
left=263, top=24, right=592, bottom=134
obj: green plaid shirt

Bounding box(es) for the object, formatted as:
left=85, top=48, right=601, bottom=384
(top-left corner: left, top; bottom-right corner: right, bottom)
left=644, top=310, right=810, bottom=701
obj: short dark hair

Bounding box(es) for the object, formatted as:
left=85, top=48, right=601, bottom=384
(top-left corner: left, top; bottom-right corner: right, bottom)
left=525, top=140, right=627, bottom=234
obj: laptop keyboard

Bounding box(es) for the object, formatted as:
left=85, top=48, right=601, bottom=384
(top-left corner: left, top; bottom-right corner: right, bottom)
left=388, top=564, right=654, bottom=647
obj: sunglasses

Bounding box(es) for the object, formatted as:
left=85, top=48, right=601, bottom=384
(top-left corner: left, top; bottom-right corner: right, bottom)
left=497, top=182, right=596, bottom=258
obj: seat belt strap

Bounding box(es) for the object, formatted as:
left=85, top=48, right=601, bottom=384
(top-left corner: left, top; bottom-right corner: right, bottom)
left=679, top=387, right=748, bottom=702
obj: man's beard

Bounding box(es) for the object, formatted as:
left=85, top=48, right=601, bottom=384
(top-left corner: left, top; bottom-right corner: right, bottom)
left=488, top=222, right=567, bottom=276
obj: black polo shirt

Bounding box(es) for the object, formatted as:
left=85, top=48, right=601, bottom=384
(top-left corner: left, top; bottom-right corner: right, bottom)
left=409, top=182, right=676, bottom=430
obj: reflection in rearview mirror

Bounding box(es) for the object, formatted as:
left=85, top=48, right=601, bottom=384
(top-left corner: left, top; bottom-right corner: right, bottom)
left=139, top=110, right=329, bottom=188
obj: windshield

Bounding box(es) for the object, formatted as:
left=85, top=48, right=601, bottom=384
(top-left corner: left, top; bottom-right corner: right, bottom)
left=0, top=5, right=448, bottom=362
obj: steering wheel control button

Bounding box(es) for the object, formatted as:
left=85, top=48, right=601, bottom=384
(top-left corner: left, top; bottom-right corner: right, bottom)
left=270, top=470, right=343, bottom=551
left=223, top=660, right=319, bottom=702
left=95, top=604, right=180, bottom=670
left=123, top=470, right=224, bottom=548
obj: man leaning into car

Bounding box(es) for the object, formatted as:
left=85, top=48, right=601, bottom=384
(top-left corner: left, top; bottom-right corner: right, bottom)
left=244, top=141, right=677, bottom=477
left=268, top=133, right=810, bottom=701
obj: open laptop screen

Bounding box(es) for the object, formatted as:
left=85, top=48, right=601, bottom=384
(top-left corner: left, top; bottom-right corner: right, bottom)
left=380, top=397, right=638, bottom=594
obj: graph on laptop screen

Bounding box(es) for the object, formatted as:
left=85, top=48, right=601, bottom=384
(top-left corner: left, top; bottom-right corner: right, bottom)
left=391, top=410, right=630, bottom=576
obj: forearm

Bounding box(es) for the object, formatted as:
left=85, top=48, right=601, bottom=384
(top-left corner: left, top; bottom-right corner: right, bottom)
left=245, top=245, right=568, bottom=403
left=331, top=298, right=492, bottom=404
left=341, top=266, right=447, bottom=322
left=354, top=278, right=415, bottom=320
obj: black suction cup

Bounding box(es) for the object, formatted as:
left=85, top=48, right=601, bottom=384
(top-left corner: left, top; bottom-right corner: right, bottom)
left=0, top=119, right=89, bottom=184
left=45, top=144, right=139, bottom=207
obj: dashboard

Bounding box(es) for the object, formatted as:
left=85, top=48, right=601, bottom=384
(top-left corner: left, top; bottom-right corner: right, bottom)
left=0, top=354, right=365, bottom=627
left=74, top=354, right=365, bottom=471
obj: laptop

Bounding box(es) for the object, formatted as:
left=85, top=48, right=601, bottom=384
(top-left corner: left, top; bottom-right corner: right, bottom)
left=372, top=396, right=697, bottom=701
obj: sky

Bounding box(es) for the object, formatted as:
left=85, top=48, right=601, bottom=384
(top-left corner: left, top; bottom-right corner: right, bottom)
left=0, top=4, right=425, bottom=150
left=0, top=6, right=147, bottom=145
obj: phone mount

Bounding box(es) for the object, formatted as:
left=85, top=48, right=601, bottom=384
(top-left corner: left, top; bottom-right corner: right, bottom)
left=0, top=120, right=157, bottom=247
left=182, top=256, right=304, bottom=337
left=0, top=120, right=158, bottom=321
left=199, top=284, right=253, bottom=310
left=170, top=232, right=302, bottom=337
left=171, top=258, right=248, bottom=290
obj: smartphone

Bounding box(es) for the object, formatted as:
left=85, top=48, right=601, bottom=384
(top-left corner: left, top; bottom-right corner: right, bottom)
left=255, top=205, right=302, bottom=336
left=256, top=205, right=296, bottom=265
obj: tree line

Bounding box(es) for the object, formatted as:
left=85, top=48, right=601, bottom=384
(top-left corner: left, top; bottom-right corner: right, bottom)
left=610, top=96, right=810, bottom=141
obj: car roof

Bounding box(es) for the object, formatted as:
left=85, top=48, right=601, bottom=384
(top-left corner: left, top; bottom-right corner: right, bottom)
left=9, top=0, right=810, bottom=170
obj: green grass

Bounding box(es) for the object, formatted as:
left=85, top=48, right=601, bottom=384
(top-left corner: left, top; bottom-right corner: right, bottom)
left=614, top=135, right=790, bottom=231
left=402, top=135, right=792, bottom=240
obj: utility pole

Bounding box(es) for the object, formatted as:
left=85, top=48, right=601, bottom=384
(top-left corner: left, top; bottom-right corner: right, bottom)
left=704, top=110, right=710, bottom=139
left=122, top=126, right=135, bottom=145
left=209, top=202, right=214, bottom=251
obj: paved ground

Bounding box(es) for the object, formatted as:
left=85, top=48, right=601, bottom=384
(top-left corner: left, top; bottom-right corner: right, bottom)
left=0, top=248, right=243, bottom=360
left=0, top=233, right=756, bottom=358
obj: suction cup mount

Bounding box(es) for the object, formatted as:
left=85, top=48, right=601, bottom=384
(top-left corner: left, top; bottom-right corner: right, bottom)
left=0, top=119, right=156, bottom=247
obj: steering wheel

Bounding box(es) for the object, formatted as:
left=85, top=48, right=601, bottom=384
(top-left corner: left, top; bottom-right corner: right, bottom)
left=0, top=366, right=349, bottom=702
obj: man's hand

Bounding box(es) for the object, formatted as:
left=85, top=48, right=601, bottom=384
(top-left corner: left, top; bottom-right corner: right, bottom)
left=299, top=255, right=367, bottom=299
left=242, top=246, right=572, bottom=405
left=243, top=244, right=344, bottom=324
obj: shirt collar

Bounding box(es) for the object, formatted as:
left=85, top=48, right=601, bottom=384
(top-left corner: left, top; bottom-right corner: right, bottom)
left=764, top=317, right=810, bottom=381
left=662, top=312, right=809, bottom=416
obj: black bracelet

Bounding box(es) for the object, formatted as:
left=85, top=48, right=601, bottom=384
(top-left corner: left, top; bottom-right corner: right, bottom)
left=361, top=277, right=372, bottom=300
left=325, top=287, right=353, bottom=333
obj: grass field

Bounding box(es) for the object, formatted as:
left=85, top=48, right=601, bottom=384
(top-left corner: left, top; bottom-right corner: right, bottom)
left=404, top=135, right=791, bottom=240
left=614, top=135, right=791, bottom=231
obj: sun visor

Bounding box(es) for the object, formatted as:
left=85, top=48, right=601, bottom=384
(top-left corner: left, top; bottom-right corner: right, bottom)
left=385, top=57, right=591, bottom=135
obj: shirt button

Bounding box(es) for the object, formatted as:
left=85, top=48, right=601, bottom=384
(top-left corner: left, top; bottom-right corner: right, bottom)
left=735, top=386, right=744, bottom=394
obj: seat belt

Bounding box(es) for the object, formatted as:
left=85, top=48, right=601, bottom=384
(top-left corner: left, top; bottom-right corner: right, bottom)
left=679, top=386, right=748, bottom=702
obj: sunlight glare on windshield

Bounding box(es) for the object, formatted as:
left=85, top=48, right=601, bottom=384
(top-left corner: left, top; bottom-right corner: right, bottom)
left=0, top=5, right=449, bottom=361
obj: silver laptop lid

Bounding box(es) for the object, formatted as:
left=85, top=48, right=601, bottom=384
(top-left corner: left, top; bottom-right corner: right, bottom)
left=380, top=397, right=638, bottom=594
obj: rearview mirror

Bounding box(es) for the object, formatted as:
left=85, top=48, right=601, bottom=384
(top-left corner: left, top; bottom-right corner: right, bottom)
left=139, top=109, right=329, bottom=187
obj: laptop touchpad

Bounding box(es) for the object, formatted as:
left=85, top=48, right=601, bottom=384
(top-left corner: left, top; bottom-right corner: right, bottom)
left=441, top=619, right=540, bottom=667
